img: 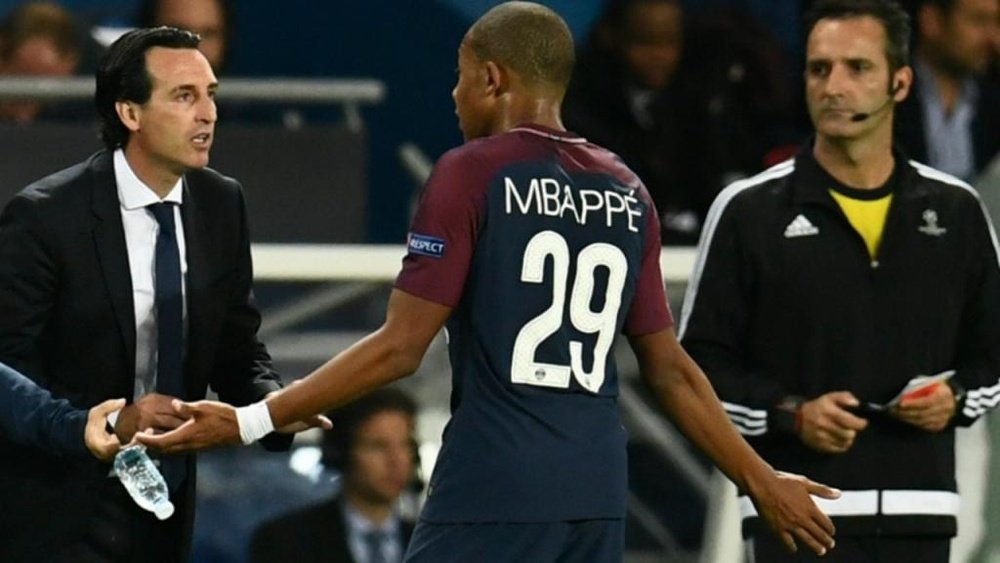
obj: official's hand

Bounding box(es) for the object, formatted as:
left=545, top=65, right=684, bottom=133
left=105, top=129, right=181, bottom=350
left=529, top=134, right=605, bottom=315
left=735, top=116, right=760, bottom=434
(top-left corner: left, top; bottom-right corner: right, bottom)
left=266, top=382, right=333, bottom=434
left=85, top=398, right=125, bottom=461
left=114, top=393, right=191, bottom=442
left=134, top=399, right=241, bottom=454
left=891, top=382, right=955, bottom=432
left=799, top=391, right=869, bottom=454
left=749, top=470, right=839, bottom=556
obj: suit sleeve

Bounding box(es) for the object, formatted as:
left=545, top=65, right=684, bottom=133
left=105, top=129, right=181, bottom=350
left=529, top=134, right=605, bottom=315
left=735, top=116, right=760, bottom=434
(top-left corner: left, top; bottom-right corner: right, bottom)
left=209, top=184, right=290, bottom=451
left=0, top=362, right=87, bottom=457
left=678, top=189, right=789, bottom=437
left=951, top=198, right=1000, bottom=426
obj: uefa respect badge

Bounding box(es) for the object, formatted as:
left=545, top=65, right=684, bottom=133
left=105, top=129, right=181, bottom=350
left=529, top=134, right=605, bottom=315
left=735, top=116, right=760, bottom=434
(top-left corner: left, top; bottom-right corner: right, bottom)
left=407, top=232, right=446, bottom=258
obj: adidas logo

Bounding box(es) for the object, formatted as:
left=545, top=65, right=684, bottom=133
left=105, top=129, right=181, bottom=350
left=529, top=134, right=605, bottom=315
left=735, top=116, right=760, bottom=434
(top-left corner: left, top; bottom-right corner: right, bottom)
left=784, top=214, right=819, bottom=238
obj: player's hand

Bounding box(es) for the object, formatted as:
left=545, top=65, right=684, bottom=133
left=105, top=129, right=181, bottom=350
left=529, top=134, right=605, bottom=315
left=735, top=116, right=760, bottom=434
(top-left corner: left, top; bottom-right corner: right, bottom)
left=750, top=470, right=839, bottom=556
left=134, top=399, right=241, bottom=454
left=799, top=391, right=869, bottom=454
left=114, top=392, right=191, bottom=442
left=891, top=382, right=955, bottom=432
left=266, top=381, right=333, bottom=434
left=85, top=398, right=125, bottom=461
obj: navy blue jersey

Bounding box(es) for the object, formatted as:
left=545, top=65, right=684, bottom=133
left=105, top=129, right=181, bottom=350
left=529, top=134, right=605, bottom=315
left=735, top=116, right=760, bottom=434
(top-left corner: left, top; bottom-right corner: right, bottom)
left=396, top=125, right=672, bottom=522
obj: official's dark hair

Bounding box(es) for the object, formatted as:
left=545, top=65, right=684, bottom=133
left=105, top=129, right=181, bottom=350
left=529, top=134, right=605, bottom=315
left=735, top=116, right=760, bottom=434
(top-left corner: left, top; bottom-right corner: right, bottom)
left=94, top=26, right=200, bottom=149
left=805, top=0, right=912, bottom=72
left=321, top=388, right=417, bottom=473
left=467, top=1, right=575, bottom=93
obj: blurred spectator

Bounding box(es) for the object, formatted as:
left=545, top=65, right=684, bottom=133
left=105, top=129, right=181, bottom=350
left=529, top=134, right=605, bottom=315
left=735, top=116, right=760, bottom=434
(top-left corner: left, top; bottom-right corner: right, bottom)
left=895, top=0, right=999, bottom=182
left=138, top=0, right=230, bottom=71
left=250, top=388, right=418, bottom=563
left=563, top=0, right=799, bottom=244
left=0, top=1, right=80, bottom=123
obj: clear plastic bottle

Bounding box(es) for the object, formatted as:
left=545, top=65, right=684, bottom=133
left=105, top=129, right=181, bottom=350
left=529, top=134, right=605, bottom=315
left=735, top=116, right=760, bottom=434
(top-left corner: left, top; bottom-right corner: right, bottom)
left=113, top=444, right=175, bottom=520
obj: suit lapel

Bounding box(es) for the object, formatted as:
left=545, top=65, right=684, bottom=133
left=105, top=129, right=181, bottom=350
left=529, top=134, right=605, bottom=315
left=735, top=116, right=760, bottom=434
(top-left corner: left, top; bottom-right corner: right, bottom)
left=90, top=151, right=136, bottom=383
left=180, top=177, right=210, bottom=397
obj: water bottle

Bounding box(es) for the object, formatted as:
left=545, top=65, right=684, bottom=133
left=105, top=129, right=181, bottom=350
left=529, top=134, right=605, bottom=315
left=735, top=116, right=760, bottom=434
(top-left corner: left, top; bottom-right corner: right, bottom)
left=113, top=444, right=175, bottom=520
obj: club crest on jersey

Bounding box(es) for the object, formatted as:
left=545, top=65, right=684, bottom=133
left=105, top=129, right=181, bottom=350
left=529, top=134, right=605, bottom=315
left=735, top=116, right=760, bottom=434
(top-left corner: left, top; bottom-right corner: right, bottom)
left=407, top=233, right=446, bottom=258
left=918, top=209, right=946, bottom=236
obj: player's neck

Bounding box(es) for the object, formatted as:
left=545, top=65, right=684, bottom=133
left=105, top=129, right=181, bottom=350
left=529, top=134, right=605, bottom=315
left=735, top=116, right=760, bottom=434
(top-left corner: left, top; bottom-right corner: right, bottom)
left=494, top=95, right=565, bottom=135
left=813, top=129, right=895, bottom=190
left=344, top=489, right=394, bottom=526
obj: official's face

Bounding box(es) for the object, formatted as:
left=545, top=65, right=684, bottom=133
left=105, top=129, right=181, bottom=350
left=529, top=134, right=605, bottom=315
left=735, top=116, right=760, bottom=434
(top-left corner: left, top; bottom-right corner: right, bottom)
left=805, top=16, right=898, bottom=141
left=452, top=39, right=493, bottom=141
left=128, top=47, right=218, bottom=176
left=346, top=411, right=415, bottom=505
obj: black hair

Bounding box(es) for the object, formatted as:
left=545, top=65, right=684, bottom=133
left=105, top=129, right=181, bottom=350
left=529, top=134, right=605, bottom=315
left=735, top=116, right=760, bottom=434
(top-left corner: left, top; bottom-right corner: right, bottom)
left=805, top=0, right=912, bottom=72
left=321, top=388, right=417, bottom=473
left=467, top=1, right=576, bottom=93
left=94, top=26, right=200, bottom=149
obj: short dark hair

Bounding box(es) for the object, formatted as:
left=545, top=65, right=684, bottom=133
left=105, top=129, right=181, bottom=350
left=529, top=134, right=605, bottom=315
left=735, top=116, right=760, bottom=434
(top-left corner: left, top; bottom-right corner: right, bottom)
left=466, top=1, right=575, bottom=94
left=94, top=26, right=200, bottom=149
left=804, top=0, right=912, bottom=72
left=321, top=388, right=417, bottom=473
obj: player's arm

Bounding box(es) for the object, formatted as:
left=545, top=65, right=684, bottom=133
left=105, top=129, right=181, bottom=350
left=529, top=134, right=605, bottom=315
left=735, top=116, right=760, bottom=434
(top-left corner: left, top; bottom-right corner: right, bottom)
left=137, top=289, right=451, bottom=453
left=629, top=328, right=839, bottom=556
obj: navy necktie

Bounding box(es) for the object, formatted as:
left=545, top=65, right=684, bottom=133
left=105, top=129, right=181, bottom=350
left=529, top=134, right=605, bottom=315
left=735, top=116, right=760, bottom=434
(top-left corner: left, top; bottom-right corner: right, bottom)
left=148, top=202, right=185, bottom=490
left=364, top=530, right=389, bottom=563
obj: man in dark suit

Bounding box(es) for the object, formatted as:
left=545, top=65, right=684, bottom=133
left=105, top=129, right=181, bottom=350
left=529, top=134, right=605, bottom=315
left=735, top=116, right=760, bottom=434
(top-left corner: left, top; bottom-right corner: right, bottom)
left=250, top=388, right=419, bottom=563
left=895, top=0, right=999, bottom=182
left=0, top=26, right=321, bottom=563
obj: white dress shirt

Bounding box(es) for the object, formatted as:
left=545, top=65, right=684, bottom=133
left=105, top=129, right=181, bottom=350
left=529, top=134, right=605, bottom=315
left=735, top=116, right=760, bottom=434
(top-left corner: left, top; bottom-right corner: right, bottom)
left=343, top=502, right=404, bottom=563
left=113, top=149, right=188, bottom=401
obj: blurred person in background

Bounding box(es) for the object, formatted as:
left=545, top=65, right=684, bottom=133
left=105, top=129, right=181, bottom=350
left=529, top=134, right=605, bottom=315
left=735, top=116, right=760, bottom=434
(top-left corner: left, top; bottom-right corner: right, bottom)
left=250, top=388, right=418, bottom=563
left=681, top=0, right=1000, bottom=561
left=0, top=1, right=81, bottom=123
left=563, top=0, right=799, bottom=244
left=138, top=0, right=230, bottom=72
left=895, top=0, right=999, bottom=182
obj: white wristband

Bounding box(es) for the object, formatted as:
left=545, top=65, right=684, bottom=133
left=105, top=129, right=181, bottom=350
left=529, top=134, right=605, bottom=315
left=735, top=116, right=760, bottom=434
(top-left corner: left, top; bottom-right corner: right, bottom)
left=235, top=401, right=275, bottom=445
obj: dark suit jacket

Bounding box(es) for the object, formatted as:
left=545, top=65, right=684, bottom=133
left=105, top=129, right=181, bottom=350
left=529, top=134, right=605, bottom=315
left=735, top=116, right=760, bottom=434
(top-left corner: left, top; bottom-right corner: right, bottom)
left=0, top=361, right=86, bottom=457
left=895, top=73, right=1000, bottom=178
left=249, top=497, right=416, bottom=563
left=0, top=150, right=291, bottom=562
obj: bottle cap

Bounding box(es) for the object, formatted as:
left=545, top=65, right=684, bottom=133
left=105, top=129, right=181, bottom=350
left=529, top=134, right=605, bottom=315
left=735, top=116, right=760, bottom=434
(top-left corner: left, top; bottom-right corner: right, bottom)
left=154, top=499, right=175, bottom=520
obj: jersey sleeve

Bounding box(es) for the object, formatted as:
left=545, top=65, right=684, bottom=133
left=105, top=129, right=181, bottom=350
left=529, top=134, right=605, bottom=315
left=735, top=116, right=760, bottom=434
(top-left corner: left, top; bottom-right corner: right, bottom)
left=394, top=148, right=489, bottom=307
left=623, top=191, right=673, bottom=335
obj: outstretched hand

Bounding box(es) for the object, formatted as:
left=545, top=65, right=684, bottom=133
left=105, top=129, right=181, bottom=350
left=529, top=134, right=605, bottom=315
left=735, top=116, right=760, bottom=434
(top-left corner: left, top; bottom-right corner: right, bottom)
left=750, top=470, right=840, bottom=556
left=135, top=397, right=333, bottom=454
left=85, top=398, right=126, bottom=461
left=135, top=399, right=241, bottom=454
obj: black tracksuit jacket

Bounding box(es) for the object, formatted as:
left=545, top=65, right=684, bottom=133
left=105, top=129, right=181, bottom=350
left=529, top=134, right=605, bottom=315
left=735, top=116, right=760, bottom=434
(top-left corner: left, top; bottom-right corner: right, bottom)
left=680, top=146, right=1000, bottom=537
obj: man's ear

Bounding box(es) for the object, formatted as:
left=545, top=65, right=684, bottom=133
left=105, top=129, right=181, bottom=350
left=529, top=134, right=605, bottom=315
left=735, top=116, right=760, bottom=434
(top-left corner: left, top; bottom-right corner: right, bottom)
left=483, top=60, right=508, bottom=97
left=892, top=65, right=914, bottom=102
left=114, top=100, right=141, bottom=133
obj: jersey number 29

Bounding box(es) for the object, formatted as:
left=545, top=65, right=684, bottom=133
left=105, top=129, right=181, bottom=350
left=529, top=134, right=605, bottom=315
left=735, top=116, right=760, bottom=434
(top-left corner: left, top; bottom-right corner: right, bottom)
left=511, top=230, right=627, bottom=393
